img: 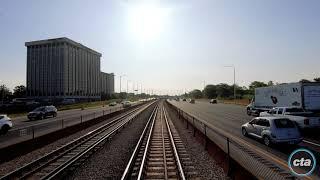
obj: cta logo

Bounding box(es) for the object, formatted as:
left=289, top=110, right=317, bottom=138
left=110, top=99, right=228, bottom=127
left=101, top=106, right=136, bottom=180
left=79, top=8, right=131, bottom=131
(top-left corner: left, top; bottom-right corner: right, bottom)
left=288, top=149, right=316, bottom=176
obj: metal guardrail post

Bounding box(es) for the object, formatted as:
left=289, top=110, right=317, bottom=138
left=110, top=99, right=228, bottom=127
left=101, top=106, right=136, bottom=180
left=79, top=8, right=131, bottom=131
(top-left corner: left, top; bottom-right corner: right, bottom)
left=62, top=119, right=64, bottom=128
left=193, top=117, right=195, bottom=137
left=94, top=113, right=95, bottom=119
left=80, top=115, right=83, bottom=123
left=227, top=137, right=232, bottom=176
left=186, top=115, right=189, bottom=129
left=103, top=110, right=104, bottom=116
left=204, top=124, right=208, bottom=150
left=32, top=126, right=35, bottom=139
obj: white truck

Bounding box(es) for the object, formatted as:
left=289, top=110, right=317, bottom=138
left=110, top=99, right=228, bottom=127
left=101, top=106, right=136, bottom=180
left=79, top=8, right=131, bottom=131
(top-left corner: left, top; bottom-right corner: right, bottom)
left=260, top=107, right=320, bottom=129
left=246, top=82, right=320, bottom=116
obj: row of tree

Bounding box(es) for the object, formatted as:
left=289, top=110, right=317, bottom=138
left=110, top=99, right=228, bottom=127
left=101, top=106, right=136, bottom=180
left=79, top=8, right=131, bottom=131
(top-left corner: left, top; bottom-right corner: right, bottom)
left=186, top=78, right=320, bottom=99
left=0, top=84, right=155, bottom=102
left=0, top=85, right=26, bottom=102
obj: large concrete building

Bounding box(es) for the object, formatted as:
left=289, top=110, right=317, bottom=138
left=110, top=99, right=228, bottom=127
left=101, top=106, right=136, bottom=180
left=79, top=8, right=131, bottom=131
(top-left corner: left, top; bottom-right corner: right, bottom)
left=25, top=37, right=114, bottom=101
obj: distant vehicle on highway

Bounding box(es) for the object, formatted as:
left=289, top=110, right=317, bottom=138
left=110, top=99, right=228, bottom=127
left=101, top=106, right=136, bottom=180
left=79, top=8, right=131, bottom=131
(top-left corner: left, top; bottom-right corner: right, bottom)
left=109, top=102, right=117, bottom=106
left=122, top=101, right=131, bottom=108
left=0, top=115, right=13, bottom=134
left=61, top=98, right=76, bottom=105
left=182, top=98, right=186, bottom=101
left=241, top=117, right=302, bottom=146
left=259, top=107, right=320, bottom=129
left=247, top=82, right=320, bottom=116
left=28, top=106, right=58, bottom=120
left=210, top=99, right=217, bottom=104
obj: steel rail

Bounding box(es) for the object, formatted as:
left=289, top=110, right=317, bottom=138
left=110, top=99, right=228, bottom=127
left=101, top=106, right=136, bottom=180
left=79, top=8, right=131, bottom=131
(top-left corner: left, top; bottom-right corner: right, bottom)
left=1, top=102, right=153, bottom=180
left=163, top=106, right=186, bottom=180
left=43, top=104, right=149, bottom=180
left=136, top=106, right=158, bottom=179
left=161, top=108, right=168, bottom=180
left=120, top=104, right=158, bottom=180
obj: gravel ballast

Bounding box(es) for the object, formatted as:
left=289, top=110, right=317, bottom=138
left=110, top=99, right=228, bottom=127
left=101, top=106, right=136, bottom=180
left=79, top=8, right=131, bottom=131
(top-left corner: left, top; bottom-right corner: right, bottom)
left=69, top=104, right=154, bottom=179
left=0, top=105, right=148, bottom=177
left=165, top=103, right=228, bottom=180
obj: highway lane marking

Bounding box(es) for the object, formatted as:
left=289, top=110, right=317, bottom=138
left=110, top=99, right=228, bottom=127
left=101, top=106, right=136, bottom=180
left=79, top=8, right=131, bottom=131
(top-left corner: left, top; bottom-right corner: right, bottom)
left=171, top=102, right=315, bottom=180
left=303, top=140, right=320, bottom=148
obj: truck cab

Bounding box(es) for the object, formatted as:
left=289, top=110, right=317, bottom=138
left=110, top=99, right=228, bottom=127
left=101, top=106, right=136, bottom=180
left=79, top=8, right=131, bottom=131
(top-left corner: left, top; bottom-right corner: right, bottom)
left=260, top=107, right=320, bottom=129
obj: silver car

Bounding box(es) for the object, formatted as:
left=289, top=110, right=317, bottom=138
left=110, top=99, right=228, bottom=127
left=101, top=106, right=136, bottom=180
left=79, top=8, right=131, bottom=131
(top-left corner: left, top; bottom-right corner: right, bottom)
left=0, top=115, right=13, bottom=134
left=241, top=117, right=302, bottom=146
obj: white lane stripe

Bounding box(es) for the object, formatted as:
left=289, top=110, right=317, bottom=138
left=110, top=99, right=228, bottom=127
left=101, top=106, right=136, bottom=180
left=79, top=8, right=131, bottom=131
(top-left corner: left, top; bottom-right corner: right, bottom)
left=303, top=139, right=320, bottom=147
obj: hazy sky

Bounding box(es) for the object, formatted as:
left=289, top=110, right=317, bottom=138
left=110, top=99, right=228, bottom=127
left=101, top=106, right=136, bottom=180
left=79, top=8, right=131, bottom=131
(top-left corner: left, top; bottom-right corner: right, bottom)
left=1, top=0, right=320, bottom=94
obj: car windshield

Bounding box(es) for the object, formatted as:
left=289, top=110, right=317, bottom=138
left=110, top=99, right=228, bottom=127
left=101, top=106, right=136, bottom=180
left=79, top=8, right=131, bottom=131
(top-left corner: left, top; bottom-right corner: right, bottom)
left=33, top=107, right=45, bottom=111
left=274, top=119, right=295, bottom=128
left=0, top=115, right=4, bottom=119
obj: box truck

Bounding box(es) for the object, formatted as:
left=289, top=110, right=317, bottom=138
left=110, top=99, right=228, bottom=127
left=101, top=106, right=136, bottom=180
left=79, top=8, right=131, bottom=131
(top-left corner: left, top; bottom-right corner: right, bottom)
left=246, top=82, right=320, bottom=115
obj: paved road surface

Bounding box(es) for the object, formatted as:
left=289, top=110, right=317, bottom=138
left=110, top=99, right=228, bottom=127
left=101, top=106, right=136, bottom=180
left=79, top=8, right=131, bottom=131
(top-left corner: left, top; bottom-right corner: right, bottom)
left=9, top=101, right=141, bottom=130
left=10, top=104, right=124, bottom=130
left=169, top=100, right=320, bottom=161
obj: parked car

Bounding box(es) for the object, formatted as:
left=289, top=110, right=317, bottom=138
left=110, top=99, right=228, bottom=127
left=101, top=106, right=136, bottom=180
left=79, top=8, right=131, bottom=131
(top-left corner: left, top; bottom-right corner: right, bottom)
left=27, top=106, right=58, bottom=120
left=0, top=115, right=13, bottom=134
left=210, top=99, right=217, bottom=104
left=259, top=107, right=320, bottom=129
left=122, top=101, right=131, bottom=108
left=109, top=102, right=117, bottom=106
left=241, top=117, right=302, bottom=146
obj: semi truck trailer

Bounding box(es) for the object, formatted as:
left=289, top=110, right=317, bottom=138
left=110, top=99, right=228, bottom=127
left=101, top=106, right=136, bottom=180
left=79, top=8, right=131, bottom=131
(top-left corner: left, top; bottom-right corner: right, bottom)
left=246, top=82, right=320, bottom=115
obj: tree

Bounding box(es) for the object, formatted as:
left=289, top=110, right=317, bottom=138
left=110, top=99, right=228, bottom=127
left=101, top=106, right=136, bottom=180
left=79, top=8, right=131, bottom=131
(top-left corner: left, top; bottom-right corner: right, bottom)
left=267, top=81, right=274, bottom=86
left=249, top=81, right=267, bottom=90
left=0, top=84, right=12, bottom=102
left=13, top=85, right=26, bottom=98
left=216, top=83, right=233, bottom=98
left=203, top=85, right=217, bottom=99
left=189, top=89, right=203, bottom=99
left=299, top=79, right=311, bottom=83
left=314, top=77, right=320, bottom=82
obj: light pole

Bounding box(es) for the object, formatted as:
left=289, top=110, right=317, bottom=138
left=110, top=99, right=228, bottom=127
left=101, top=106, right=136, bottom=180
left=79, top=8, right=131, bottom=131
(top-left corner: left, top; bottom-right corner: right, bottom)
left=119, top=74, right=126, bottom=93
left=224, top=65, right=236, bottom=103
left=127, top=80, right=131, bottom=93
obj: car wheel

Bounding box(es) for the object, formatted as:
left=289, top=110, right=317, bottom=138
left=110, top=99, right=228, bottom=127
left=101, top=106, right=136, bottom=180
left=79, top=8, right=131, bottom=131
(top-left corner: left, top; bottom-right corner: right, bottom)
left=263, top=136, right=271, bottom=146
left=242, top=128, right=248, bottom=136
left=246, top=108, right=251, bottom=116
left=39, top=115, right=43, bottom=120
left=53, top=112, right=57, bottom=117
left=1, top=125, right=10, bottom=135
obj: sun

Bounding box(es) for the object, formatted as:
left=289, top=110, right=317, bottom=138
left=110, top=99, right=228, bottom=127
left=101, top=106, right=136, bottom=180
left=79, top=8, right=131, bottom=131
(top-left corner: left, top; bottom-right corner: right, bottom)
left=127, top=3, right=169, bottom=41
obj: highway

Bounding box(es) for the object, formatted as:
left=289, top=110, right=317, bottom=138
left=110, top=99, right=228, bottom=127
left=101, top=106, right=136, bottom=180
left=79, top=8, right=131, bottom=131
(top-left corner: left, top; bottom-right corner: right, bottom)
left=169, top=100, right=320, bottom=162
left=0, top=102, right=141, bottom=149
left=10, top=104, right=124, bottom=130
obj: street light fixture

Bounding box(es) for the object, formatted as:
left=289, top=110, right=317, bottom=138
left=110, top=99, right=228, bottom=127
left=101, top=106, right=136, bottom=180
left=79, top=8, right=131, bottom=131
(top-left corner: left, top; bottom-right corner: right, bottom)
left=224, top=65, right=236, bottom=103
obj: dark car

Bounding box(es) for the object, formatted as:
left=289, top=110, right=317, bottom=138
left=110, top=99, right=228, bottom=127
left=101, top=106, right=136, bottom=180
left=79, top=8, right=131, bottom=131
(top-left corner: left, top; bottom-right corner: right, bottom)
left=27, top=106, right=58, bottom=120
left=210, top=99, right=217, bottom=104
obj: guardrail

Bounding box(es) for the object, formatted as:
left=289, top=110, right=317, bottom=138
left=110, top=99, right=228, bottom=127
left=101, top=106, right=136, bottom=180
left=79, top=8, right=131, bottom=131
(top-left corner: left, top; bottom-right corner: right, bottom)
left=165, top=100, right=297, bottom=180
left=0, top=104, right=139, bottom=149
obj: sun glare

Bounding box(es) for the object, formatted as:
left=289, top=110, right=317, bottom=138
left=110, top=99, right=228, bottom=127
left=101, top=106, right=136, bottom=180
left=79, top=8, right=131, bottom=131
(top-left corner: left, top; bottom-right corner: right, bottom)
left=127, top=4, right=169, bottom=41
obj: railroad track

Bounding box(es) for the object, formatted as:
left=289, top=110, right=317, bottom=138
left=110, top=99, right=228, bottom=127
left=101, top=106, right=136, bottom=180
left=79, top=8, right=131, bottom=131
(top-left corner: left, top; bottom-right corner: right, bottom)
left=122, top=102, right=198, bottom=180
left=1, top=102, right=155, bottom=180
